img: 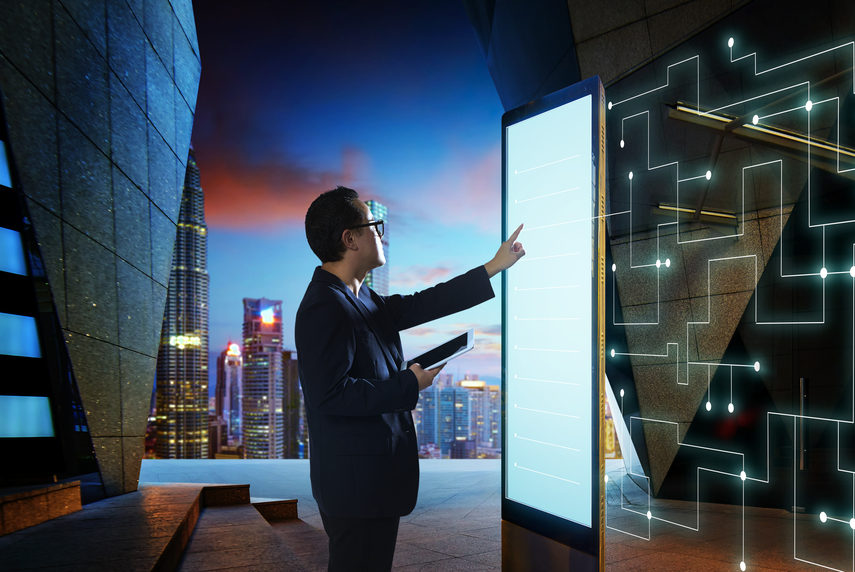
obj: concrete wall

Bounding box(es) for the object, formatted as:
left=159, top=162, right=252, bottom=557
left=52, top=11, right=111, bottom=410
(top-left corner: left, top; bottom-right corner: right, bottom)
left=0, top=0, right=200, bottom=496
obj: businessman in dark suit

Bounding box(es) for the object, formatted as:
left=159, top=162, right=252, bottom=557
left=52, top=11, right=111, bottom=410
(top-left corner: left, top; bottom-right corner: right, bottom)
left=295, top=186, right=524, bottom=571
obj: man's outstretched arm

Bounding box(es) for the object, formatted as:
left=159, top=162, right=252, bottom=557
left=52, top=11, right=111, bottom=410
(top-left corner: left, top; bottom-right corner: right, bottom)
left=384, top=223, right=526, bottom=331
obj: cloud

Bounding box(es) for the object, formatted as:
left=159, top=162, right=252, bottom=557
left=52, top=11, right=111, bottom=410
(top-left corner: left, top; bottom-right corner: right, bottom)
left=396, top=143, right=501, bottom=233
left=200, top=147, right=372, bottom=231
left=390, top=265, right=454, bottom=289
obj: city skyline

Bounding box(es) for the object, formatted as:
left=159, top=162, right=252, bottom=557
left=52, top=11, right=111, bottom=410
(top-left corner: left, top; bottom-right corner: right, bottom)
left=191, top=3, right=506, bottom=387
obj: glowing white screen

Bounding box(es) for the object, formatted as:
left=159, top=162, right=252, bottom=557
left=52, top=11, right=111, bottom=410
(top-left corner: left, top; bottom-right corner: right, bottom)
left=0, top=395, right=54, bottom=438
left=505, top=95, right=593, bottom=527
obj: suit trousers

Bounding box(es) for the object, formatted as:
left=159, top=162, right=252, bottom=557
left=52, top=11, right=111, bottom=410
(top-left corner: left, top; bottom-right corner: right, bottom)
left=320, top=510, right=401, bottom=571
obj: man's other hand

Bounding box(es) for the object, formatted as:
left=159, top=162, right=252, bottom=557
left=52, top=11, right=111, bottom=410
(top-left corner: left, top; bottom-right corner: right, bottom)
left=409, top=363, right=444, bottom=391
left=484, top=223, right=526, bottom=278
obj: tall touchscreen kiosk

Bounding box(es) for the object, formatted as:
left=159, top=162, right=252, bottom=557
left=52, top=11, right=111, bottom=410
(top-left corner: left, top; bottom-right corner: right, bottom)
left=502, top=76, right=605, bottom=565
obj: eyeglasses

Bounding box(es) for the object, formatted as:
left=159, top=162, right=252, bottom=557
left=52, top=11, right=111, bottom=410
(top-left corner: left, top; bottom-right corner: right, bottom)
left=349, top=219, right=384, bottom=238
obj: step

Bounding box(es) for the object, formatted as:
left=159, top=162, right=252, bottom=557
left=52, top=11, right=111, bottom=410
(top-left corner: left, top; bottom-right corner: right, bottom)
left=270, top=517, right=330, bottom=570
left=178, top=504, right=308, bottom=571
left=251, top=496, right=298, bottom=522
left=0, top=480, right=82, bottom=535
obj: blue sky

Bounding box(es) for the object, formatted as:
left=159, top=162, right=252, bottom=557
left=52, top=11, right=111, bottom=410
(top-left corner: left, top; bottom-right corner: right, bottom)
left=193, top=2, right=507, bottom=383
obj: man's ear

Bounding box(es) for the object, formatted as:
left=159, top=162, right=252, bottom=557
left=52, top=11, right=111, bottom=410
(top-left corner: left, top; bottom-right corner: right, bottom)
left=341, top=228, right=358, bottom=251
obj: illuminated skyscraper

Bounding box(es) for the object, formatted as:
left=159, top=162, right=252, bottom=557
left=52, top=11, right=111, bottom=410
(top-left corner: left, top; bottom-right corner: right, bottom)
left=155, top=148, right=209, bottom=459
left=242, top=298, right=284, bottom=458
left=439, top=386, right=470, bottom=458
left=365, top=199, right=389, bottom=295
left=216, top=342, right=243, bottom=446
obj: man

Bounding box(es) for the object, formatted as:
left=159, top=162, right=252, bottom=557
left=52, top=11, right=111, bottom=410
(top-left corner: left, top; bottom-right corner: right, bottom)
left=295, top=186, right=524, bottom=571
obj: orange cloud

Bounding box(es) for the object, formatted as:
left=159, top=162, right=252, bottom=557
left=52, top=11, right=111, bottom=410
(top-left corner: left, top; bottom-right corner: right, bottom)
left=406, top=143, right=501, bottom=233
left=390, top=265, right=454, bottom=289
left=200, top=147, right=372, bottom=231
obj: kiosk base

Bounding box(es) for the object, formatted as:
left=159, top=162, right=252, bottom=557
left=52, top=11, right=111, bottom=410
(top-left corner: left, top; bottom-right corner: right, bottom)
left=501, top=520, right=598, bottom=571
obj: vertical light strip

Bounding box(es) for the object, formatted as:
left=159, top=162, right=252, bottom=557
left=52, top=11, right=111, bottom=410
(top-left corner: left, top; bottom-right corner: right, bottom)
left=0, top=312, right=41, bottom=358
left=0, top=140, right=11, bottom=188
left=0, top=226, right=27, bottom=275
left=0, top=396, right=54, bottom=437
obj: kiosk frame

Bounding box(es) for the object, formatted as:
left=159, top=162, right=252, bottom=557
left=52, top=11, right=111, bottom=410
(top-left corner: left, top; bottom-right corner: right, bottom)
left=501, top=75, right=606, bottom=568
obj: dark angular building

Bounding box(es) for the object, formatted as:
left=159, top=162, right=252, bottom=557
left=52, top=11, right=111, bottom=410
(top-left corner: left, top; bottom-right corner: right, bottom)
left=0, top=0, right=200, bottom=496
left=155, top=147, right=209, bottom=459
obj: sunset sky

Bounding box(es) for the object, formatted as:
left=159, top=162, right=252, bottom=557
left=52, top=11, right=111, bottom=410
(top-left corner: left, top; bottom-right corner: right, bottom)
left=191, top=2, right=508, bottom=384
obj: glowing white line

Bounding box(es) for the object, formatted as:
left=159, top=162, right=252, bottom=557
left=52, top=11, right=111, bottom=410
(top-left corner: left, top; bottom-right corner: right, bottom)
left=515, top=435, right=581, bottom=452
left=515, top=464, right=580, bottom=485
left=523, top=252, right=579, bottom=262
left=610, top=56, right=699, bottom=109
left=515, top=186, right=579, bottom=204
left=515, top=284, right=578, bottom=291
left=515, top=405, right=579, bottom=419
left=514, top=154, right=580, bottom=175
left=514, top=316, right=580, bottom=321
left=514, top=375, right=580, bottom=386
left=515, top=347, right=580, bottom=354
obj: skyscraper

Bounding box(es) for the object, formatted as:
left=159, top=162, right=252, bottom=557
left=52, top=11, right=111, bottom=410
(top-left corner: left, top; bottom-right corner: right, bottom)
left=241, top=298, right=284, bottom=458
left=415, top=384, right=440, bottom=456
left=365, top=199, right=389, bottom=295
left=155, top=148, right=209, bottom=459
left=282, top=350, right=301, bottom=458
left=439, top=385, right=470, bottom=458
left=215, top=342, right=243, bottom=446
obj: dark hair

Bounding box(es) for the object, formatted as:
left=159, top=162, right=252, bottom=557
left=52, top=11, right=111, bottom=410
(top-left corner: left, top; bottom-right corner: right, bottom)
left=305, top=186, right=366, bottom=262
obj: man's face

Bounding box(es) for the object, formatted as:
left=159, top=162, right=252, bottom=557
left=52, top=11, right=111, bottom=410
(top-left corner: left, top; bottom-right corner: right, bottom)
left=356, top=202, right=385, bottom=270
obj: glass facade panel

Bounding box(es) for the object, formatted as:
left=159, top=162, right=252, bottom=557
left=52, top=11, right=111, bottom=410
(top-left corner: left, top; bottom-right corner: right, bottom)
left=0, top=395, right=54, bottom=438
left=0, top=312, right=41, bottom=358
left=0, top=226, right=27, bottom=275
left=0, top=141, right=11, bottom=188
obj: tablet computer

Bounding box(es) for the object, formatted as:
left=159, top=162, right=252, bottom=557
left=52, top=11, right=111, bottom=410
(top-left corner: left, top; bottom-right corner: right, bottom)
left=406, top=329, right=474, bottom=370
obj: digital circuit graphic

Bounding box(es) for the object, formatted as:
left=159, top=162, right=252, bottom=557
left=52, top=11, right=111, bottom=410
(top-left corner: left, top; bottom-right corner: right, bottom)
left=605, top=29, right=855, bottom=571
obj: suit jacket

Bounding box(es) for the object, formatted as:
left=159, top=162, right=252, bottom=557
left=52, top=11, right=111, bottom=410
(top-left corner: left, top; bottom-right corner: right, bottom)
left=295, top=265, right=495, bottom=518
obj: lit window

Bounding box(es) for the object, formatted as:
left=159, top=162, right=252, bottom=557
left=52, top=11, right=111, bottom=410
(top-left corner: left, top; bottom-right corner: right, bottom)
left=0, top=227, right=27, bottom=276
left=0, top=312, right=41, bottom=357
left=0, top=395, right=53, bottom=437
left=0, top=141, right=11, bottom=188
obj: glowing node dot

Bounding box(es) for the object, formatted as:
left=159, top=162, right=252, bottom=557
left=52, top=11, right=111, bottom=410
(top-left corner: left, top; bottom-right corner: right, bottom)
left=820, top=511, right=827, bottom=523
left=754, top=361, right=760, bottom=372
left=629, top=171, right=634, bottom=180
left=656, top=259, right=661, bottom=268
left=752, top=115, right=759, bottom=125
left=806, top=100, right=813, bottom=112
left=666, top=258, right=671, bottom=267
left=620, top=139, right=625, bottom=149
left=820, top=267, right=828, bottom=279
left=612, top=263, right=617, bottom=272
left=646, top=511, right=652, bottom=520
left=728, top=37, right=734, bottom=48
left=620, top=389, right=625, bottom=397
left=514, top=169, right=518, bottom=175
left=728, top=403, right=735, bottom=413
left=705, top=170, right=712, bottom=180
left=514, top=433, right=518, bottom=438
left=740, top=562, right=746, bottom=572
left=611, top=348, right=616, bottom=358
left=608, top=101, right=613, bottom=110
left=850, top=518, right=855, bottom=530
left=706, top=401, right=712, bottom=412
left=604, top=474, right=609, bottom=483
left=740, top=470, right=746, bottom=481
left=850, top=266, right=855, bottom=278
